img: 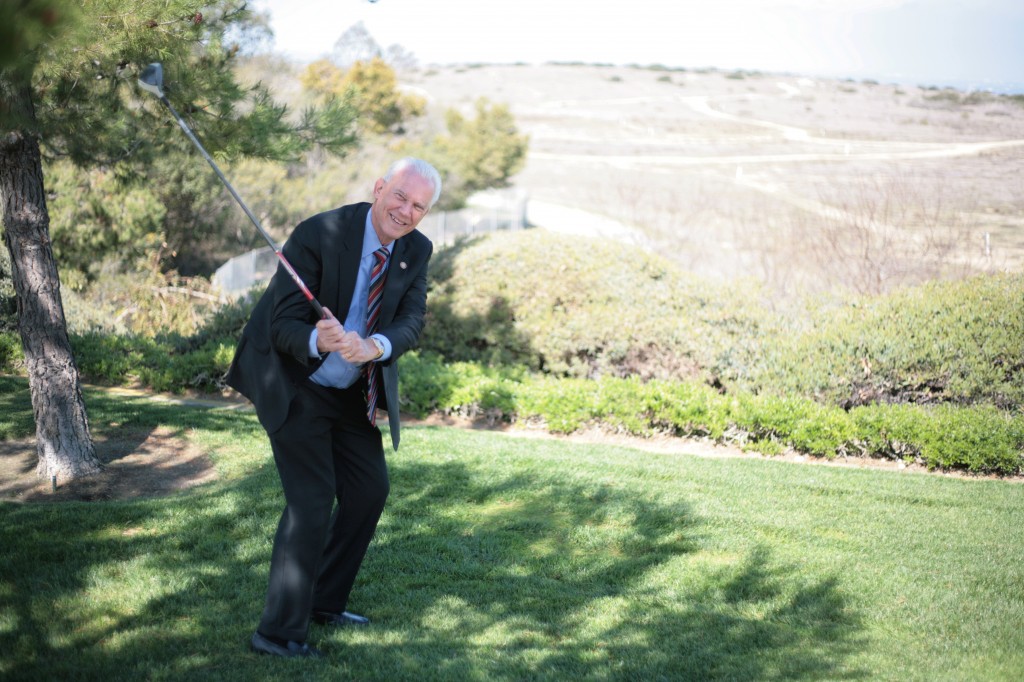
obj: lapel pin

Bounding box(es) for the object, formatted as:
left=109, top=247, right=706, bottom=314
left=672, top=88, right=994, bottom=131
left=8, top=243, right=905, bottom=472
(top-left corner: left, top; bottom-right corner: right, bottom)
left=400, top=261, right=407, bottom=269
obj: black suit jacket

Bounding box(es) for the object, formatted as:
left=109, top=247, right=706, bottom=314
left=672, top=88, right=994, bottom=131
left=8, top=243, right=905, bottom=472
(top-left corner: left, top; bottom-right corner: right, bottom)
left=225, top=202, right=432, bottom=450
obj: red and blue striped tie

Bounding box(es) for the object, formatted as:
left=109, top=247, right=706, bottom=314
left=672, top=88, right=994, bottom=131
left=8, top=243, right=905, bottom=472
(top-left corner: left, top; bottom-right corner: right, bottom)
left=365, top=247, right=390, bottom=425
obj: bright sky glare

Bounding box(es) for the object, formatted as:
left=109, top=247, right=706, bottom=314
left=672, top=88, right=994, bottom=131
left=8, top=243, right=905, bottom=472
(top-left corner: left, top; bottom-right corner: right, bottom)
left=250, top=0, right=1024, bottom=91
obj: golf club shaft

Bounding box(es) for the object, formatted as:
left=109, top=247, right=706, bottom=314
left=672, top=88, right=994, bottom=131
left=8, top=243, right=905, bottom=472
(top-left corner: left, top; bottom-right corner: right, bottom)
left=158, top=95, right=326, bottom=319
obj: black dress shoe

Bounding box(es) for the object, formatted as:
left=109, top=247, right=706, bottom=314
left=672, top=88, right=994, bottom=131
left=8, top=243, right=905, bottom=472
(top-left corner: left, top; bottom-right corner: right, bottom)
left=311, top=610, right=370, bottom=627
left=250, top=631, right=323, bottom=658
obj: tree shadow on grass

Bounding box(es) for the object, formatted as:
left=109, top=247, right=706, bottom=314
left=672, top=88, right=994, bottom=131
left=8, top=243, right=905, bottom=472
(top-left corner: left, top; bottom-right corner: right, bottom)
left=0, top=416, right=867, bottom=681
left=342, top=444, right=867, bottom=681
left=0, top=378, right=249, bottom=501
left=0, top=477, right=280, bottom=679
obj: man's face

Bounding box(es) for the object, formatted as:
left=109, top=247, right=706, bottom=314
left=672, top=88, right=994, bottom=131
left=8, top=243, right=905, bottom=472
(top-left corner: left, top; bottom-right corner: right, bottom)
left=370, top=168, right=434, bottom=245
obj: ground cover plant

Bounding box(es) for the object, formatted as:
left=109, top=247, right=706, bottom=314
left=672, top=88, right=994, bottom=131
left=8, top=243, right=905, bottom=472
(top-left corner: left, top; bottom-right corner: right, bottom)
left=398, top=355, right=1024, bottom=474
left=0, top=380, right=1022, bottom=680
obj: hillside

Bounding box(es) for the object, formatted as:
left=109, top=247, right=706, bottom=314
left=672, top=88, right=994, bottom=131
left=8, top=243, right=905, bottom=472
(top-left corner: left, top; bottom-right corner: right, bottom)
left=404, top=63, right=1024, bottom=297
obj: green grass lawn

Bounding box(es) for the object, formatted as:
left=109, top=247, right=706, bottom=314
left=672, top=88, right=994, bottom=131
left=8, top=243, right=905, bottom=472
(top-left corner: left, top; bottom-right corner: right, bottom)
left=1, top=379, right=1022, bottom=681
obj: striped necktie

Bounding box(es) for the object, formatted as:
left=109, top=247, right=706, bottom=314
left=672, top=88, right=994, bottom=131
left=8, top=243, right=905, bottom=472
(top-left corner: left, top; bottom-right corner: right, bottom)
left=365, top=247, right=390, bottom=425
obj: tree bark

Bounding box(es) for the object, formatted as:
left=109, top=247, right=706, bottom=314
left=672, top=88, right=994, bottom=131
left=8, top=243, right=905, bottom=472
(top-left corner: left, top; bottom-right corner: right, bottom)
left=0, top=74, right=101, bottom=481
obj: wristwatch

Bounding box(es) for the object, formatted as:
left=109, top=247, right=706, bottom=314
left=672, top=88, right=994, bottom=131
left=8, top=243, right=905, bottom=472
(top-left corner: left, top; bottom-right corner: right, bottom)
left=370, top=336, right=385, bottom=360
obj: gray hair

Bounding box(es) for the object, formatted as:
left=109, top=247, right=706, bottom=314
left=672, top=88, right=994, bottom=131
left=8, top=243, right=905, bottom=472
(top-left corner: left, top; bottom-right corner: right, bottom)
left=383, top=157, right=443, bottom=209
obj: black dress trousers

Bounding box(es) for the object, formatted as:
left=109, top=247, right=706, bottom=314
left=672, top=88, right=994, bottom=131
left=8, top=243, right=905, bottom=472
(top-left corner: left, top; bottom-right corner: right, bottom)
left=258, top=379, right=389, bottom=642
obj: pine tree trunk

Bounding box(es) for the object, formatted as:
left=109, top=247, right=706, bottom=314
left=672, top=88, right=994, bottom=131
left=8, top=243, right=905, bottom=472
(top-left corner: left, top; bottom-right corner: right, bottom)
left=0, top=75, right=101, bottom=482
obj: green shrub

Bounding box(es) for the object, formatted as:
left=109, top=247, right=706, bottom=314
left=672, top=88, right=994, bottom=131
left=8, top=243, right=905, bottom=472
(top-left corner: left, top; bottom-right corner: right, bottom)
left=69, top=332, right=232, bottom=394
left=398, top=351, right=461, bottom=417
left=850, top=403, right=1024, bottom=473
left=424, top=234, right=1024, bottom=412
left=399, top=350, right=1024, bottom=473
left=648, top=380, right=730, bottom=439
left=594, top=377, right=659, bottom=435
left=921, top=405, right=1024, bottom=473
left=750, top=273, right=1024, bottom=409
left=445, top=365, right=520, bottom=421
left=517, top=376, right=599, bottom=434
left=398, top=356, right=1024, bottom=474
left=141, top=339, right=235, bottom=393
left=729, top=394, right=856, bottom=457
left=0, top=245, right=17, bottom=333
left=71, top=332, right=162, bottom=385
left=423, top=231, right=772, bottom=385
left=399, top=351, right=525, bottom=420
left=0, top=331, right=22, bottom=373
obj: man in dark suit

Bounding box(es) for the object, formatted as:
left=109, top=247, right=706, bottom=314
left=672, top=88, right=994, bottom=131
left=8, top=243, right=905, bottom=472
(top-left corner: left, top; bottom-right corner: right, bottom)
left=226, top=157, right=441, bottom=659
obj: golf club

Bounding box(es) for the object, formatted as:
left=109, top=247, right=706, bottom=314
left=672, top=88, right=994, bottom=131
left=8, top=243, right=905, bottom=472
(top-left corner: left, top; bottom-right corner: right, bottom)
left=137, top=62, right=326, bottom=319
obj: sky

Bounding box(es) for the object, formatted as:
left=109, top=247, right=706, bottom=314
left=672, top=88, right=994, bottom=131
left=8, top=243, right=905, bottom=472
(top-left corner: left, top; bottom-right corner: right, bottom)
left=249, top=0, right=1024, bottom=92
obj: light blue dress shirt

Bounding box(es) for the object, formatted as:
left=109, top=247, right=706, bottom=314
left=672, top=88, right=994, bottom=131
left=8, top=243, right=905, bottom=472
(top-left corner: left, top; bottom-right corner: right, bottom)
left=307, top=211, right=393, bottom=389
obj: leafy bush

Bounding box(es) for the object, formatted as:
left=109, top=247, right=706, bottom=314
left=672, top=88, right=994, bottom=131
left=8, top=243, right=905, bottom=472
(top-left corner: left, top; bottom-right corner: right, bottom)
left=71, top=332, right=159, bottom=385
left=424, top=233, right=1023, bottom=411
left=647, top=380, right=731, bottom=439
left=0, top=245, right=17, bottom=333
left=399, top=350, right=524, bottom=421
left=750, top=273, right=1024, bottom=409
left=0, top=331, right=22, bottom=373
left=422, top=230, right=772, bottom=385
left=69, top=331, right=234, bottom=394
left=397, top=352, right=1024, bottom=474
left=850, top=403, right=1024, bottom=473
left=729, top=393, right=856, bottom=457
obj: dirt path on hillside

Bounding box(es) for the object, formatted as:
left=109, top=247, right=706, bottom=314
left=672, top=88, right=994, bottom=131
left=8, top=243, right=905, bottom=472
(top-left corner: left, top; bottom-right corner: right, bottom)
left=529, top=91, right=1024, bottom=169
left=521, top=86, right=1024, bottom=263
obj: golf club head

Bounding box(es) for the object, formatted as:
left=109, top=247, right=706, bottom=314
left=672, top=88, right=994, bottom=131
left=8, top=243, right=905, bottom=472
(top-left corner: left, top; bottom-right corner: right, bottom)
left=138, top=63, right=164, bottom=97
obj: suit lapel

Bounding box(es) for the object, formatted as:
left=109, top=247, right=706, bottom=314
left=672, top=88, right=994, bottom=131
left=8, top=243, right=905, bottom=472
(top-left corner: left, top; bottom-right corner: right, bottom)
left=381, top=237, right=412, bottom=324
left=334, top=210, right=366, bottom=316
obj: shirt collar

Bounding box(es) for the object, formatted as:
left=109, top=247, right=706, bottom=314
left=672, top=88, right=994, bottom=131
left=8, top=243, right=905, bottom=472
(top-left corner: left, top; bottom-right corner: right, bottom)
left=363, top=210, right=394, bottom=258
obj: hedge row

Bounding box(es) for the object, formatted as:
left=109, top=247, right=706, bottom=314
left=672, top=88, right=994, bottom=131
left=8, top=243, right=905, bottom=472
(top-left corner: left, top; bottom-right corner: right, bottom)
left=1, top=331, right=1020, bottom=474
left=0, top=330, right=235, bottom=395
left=400, top=351, right=1024, bottom=476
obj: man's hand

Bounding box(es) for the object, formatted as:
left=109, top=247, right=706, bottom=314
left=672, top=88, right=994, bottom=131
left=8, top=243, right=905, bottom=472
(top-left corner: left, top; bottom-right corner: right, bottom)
left=338, top=332, right=379, bottom=365
left=315, top=308, right=346, bottom=353
left=315, top=308, right=380, bottom=364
